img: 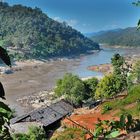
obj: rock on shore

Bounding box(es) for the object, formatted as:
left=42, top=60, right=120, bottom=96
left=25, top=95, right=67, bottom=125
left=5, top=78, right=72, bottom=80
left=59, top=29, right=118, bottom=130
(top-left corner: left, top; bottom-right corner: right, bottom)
left=17, top=90, right=62, bottom=111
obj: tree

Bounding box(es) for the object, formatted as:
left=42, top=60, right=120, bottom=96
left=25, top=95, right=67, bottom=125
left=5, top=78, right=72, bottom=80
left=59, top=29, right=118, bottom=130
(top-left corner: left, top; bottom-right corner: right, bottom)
left=0, top=46, right=13, bottom=140
left=95, top=74, right=117, bottom=99
left=128, top=60, right=140, bottom=88
left=0, top=3, right=99, bottom=60
left=92, top=27, right=140, bottom=47
left=54, top=73, right=86, bottom=106
left=0, top=46, right=11, bottom=67
left=133, top=1, right=140, bottom=29
left=111, top=53, right=125, bottom=75
left=133, top=60, right=140, bottom=83
left=84, top=77, right=98, bottom=98
left=111, top=53, right=129, bottom=92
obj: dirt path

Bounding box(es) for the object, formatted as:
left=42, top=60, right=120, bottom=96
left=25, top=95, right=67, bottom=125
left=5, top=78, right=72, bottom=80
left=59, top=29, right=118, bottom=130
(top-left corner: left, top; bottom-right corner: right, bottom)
left=63, top=107, right=118, bottom=131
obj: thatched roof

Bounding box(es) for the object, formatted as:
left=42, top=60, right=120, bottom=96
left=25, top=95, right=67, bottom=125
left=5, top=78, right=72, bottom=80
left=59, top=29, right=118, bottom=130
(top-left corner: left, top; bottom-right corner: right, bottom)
left=11, top=100, right=73, bottom=127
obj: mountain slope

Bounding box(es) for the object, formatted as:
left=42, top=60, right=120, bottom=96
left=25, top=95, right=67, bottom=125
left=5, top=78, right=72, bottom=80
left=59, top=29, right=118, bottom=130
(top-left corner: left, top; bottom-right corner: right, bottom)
left=92, top=27, right=140, bottom=47
left=0, top=2, right=99, bottom=60
left=84, top=28, right=122, bottom=37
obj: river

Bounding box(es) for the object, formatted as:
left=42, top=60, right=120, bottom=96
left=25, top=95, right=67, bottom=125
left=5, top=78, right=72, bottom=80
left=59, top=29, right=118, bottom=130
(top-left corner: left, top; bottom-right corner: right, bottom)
left=70, top=47, right=128, bottom=78
left=0, top=46, right=138, bottom=115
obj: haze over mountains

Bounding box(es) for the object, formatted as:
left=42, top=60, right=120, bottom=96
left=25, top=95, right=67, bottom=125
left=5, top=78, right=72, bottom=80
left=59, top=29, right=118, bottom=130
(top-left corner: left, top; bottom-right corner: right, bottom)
left=91, top=27, right=140, bottom=47
left=0, top=2, right=99, bottom=60
left=84, top=28, right=122, bottom=37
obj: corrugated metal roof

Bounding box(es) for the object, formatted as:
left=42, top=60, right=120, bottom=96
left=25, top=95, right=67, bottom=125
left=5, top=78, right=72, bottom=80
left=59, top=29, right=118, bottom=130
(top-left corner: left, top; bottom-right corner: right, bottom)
left=11, top=100, right=73, bottom=127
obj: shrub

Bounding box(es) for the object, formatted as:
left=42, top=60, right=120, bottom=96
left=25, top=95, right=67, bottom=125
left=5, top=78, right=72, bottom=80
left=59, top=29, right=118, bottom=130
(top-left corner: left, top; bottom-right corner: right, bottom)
left=84, top=77, right=98, bottom=98
left=51, top=128, right=86, bottom=140
left=12, top=126, right=46, bottom=140
left=102, top=105, right=112, bottom=114
left=28, top=126, right=46, bottom=140
left=95, top=74, right=117, bottom=99
left=12, top=133, right=29, bottom=140
left=54, top=73, right=86, bottom=106
left=93, top=114, right=138, bottom=139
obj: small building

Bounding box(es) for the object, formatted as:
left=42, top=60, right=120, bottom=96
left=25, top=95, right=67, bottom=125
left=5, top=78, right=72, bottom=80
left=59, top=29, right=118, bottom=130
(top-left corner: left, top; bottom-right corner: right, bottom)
left=10, top=100, right=74, bottom=131
left=82, top=98, right=102, bottom=109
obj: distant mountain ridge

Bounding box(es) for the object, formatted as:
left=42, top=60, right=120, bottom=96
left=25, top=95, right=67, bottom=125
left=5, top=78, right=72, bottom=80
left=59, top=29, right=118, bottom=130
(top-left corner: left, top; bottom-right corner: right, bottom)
left=91, top=27, right=140, bottom=47
left=0, top=2, right=99, bottom=60
left=84, top=28, right=122, bottom=37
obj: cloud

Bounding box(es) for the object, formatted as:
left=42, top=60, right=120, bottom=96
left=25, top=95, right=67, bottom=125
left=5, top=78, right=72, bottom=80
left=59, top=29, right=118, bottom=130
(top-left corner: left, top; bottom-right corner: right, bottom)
left=54, top=17, right=63, bottom=22
left=67, top=19, right=78, bottom=27
left=53, top=17, right=78, bottom=27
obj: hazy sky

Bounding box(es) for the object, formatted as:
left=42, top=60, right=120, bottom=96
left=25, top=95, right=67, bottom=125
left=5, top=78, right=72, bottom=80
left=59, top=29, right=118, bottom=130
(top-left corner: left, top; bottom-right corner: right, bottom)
left=6, top=0, right=140, bottom=33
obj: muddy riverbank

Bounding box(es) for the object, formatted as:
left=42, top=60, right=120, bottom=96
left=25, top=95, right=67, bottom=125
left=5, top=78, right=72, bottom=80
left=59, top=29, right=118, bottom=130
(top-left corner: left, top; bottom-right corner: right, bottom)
left=1, top=47, right=140, bottom=115
left=0, top=59, right=80, bottom=115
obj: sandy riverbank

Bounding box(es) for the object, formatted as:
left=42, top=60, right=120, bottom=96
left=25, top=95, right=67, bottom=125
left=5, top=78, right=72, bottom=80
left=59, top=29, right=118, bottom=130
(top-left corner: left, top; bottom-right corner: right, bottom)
left=88, top=63, right=112, bottom=74
left=1, top=47, right=140, bottom=115
left=87, top=51, right=140, bottom=74
left=0, top=58, right=104, bottom=115
left=0, top=59, right=81, bottom=115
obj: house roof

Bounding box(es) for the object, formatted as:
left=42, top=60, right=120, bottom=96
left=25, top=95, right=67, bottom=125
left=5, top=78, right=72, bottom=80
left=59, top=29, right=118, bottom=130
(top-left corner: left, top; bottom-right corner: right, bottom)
left=11, top=100, right=74, bottom=127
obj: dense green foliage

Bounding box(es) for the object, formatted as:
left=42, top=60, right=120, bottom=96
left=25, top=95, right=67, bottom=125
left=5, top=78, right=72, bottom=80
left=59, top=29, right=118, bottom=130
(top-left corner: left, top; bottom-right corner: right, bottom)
left=128, top=60, right=140, bottom=86
left=83, top=77, right=98, bottom=98
left=0, top=46, right=11, bottom=67
left=0, top=2, right=99, bottom=60
left=102, top=84, right=140, bottom=116
left=55, top=74, right=99, bottom=105
left=111, top=54, right=129, bottom=92
left=95, top=74, right=117, bottom=99
left=0, top=46, right=13, bottom=140
left=55, top=54, right=130, bottom=102
left=92, top=27, right=140, bottom=47
left=12, top=126, right=46, bottom=140
left=54, top=73, right=87, bottom=106
left=95, top=54, right=129, bottom=99
left=94, top=114, right=139, bottom=139
left=0, top=101, right=13, bottom=140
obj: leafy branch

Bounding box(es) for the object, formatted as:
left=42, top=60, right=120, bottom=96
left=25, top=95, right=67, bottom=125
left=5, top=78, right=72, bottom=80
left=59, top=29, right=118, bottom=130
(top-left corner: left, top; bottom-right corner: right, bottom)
left=0, top=46, right=13, bottom=140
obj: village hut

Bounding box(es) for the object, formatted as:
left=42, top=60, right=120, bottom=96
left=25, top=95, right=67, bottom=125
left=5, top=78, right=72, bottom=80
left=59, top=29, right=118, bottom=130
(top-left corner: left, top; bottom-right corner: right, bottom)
left=10, top=99, right=74, bottom=131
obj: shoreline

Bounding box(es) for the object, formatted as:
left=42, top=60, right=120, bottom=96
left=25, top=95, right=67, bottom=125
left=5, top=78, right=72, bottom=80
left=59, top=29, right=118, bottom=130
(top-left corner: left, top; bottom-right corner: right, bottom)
left=100, top=43, right=140, bottom=49
left=0, top=58, right=82, bottom=115
left=1, top=58, right=103, bottom=115
left=1, top=47, right=140, bottom=116
left=81, top=75, right=103, bottom=81
left=87, top=63, right=112, bottom=74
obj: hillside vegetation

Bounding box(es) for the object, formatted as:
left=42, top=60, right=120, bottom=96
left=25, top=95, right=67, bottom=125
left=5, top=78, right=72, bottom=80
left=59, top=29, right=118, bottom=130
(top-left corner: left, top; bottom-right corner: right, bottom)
left=102, top=84, right=140, bottom=117
left=0, top=2, right=99, bottom=60
left=92, top=27, right=140, bottom=47
left=53, top=54, right=140, bottom=139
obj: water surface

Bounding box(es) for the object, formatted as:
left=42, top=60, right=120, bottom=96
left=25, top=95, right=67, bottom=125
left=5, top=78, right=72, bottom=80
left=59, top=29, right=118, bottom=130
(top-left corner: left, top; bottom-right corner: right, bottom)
left=71, top=47, right=127, bottom=78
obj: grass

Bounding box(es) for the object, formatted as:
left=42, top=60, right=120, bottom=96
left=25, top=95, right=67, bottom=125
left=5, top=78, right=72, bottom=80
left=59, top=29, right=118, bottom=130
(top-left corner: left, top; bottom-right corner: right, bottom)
left=51, top=128, right=87, bottom=140
left=116, top=105, right=140, bottom=117
left=101, top=84, right=140, bottom=117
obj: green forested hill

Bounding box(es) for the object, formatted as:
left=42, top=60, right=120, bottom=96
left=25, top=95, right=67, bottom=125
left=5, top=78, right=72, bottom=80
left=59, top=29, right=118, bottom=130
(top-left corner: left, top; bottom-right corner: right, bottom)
left=92, top=27, right=140, bottom=47
left=0, top=2, right=99, bottom=60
